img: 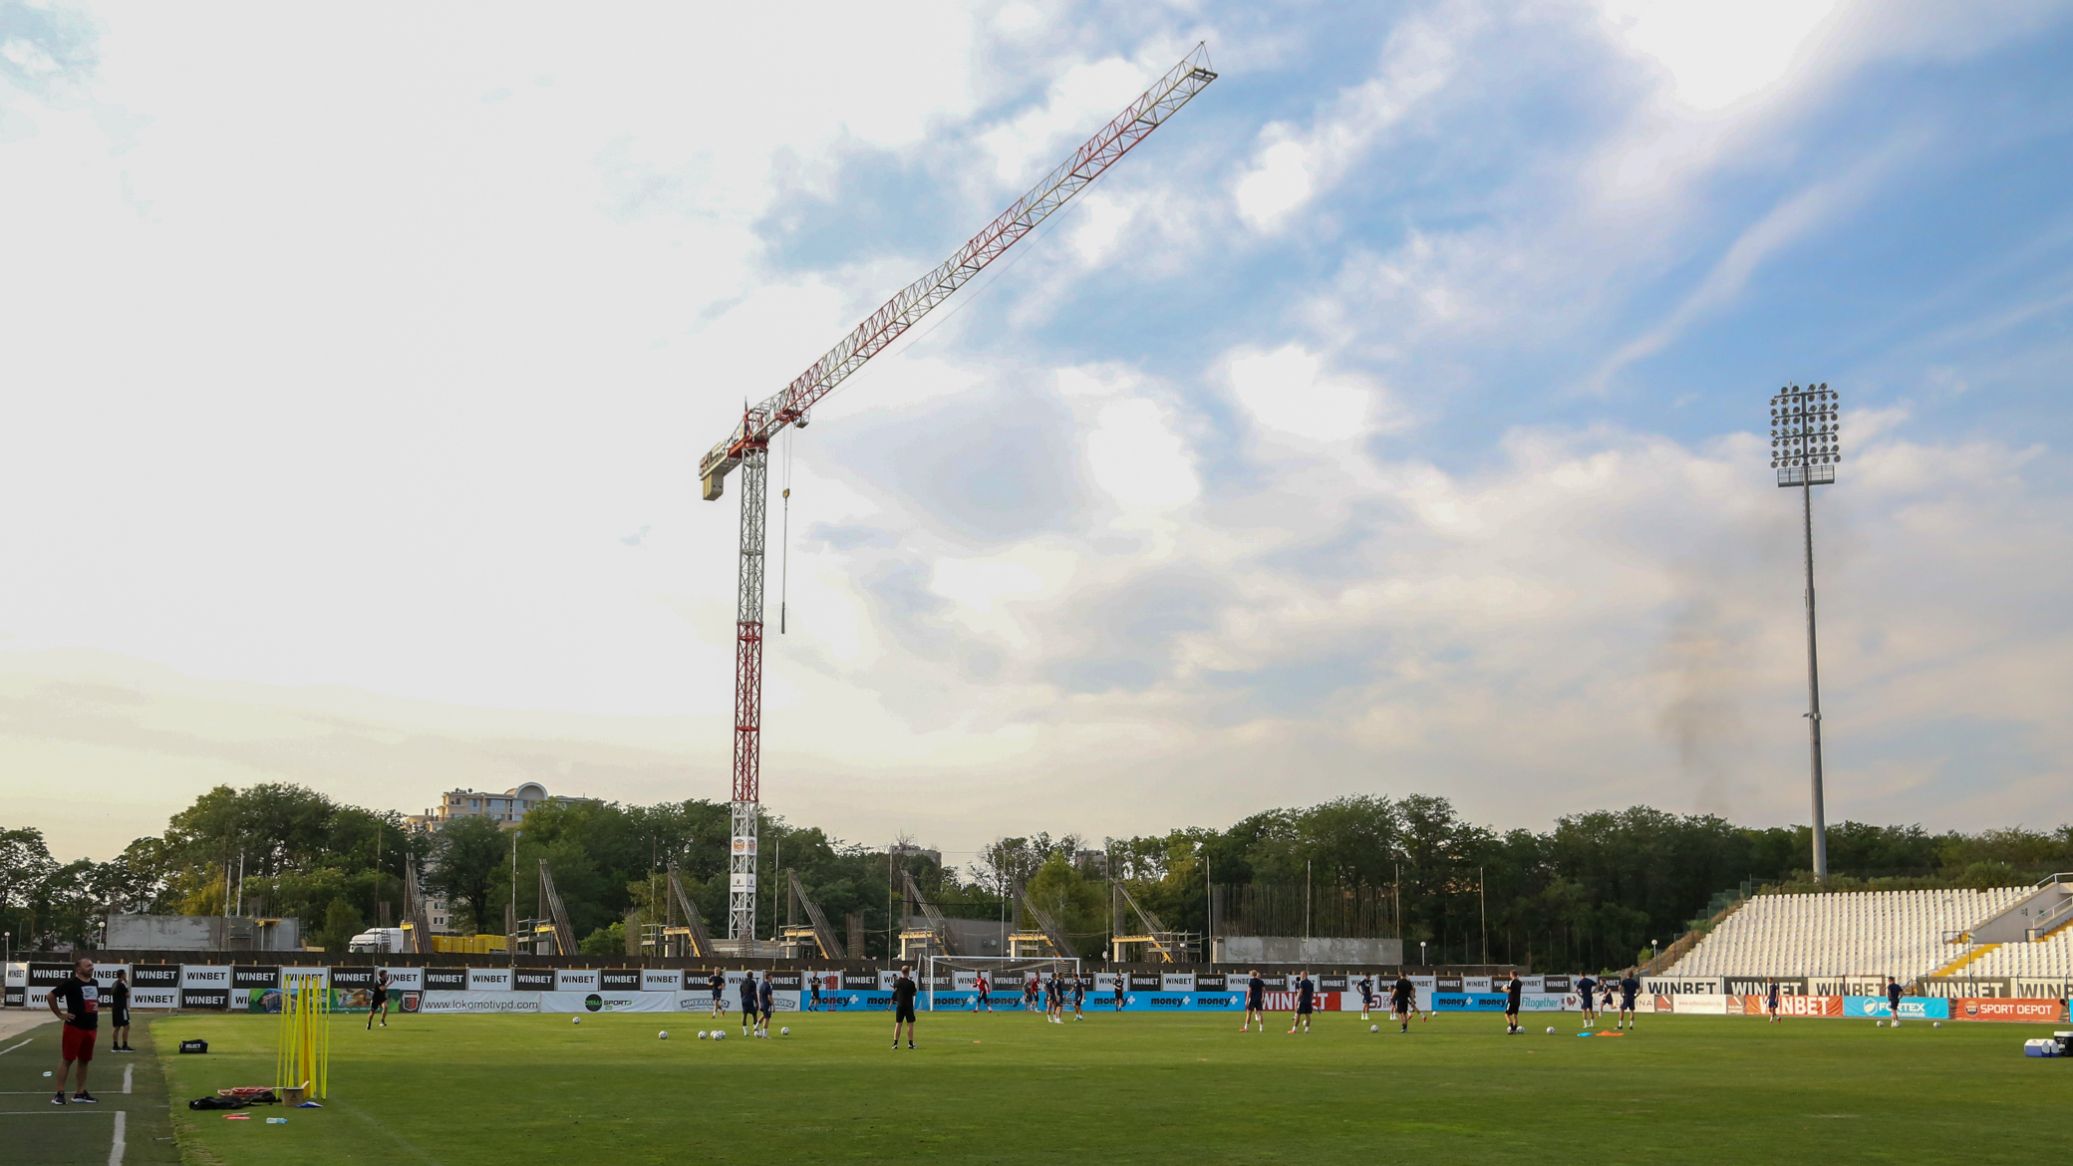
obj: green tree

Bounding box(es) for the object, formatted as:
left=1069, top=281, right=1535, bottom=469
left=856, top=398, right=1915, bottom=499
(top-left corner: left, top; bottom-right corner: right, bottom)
left=427, top=816, right=510, bottom=934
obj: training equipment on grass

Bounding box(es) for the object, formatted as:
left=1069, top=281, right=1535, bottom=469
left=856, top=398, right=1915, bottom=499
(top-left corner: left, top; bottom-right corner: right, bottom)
left=273, top=972, right=330, bottom=1104
left=1546, top=1027, right=1556, bottom=1034
left=698, top=1031, right=709, bottom=1040
left=1369, top=1024, right=1379, bottom=1033
left=658, top=1031, right=669, bottom=1040
left=780, top=1026, right=790, bottom=1036
left=572, top=1016, right=581, bottom=1025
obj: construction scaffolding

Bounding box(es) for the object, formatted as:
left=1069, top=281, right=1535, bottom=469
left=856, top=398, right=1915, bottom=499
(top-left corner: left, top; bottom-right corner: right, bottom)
left=898, top=871, right=957, bottom=962
left=1111, top=881, right=1183, bottom=964
left=1008, top=889, right=1074, bottom=959
left=777, top=870, right=844, bottom=960
left=641, top=864, right=717, bottom=959
left=513, top=858, right=578, bottom=957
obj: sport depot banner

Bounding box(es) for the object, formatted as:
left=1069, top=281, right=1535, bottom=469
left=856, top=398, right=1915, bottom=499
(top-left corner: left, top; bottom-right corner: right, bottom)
left=1952, top=998, right=2065, bottom=1023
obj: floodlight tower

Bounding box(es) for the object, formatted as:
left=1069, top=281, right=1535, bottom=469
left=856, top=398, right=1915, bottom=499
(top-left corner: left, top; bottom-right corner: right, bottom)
left=1769, top=382, right=1839, bottom=881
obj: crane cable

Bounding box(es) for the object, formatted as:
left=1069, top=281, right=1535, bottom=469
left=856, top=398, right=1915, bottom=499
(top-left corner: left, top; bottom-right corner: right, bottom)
left=780, top=427, right=793, bottom=634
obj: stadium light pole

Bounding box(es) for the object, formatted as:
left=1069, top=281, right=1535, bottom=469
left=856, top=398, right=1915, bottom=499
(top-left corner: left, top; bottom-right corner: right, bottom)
left=1770, top=382, right=1839, bottom=882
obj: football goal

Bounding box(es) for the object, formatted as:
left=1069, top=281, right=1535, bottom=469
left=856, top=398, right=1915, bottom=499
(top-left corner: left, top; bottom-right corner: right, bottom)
left=922, top=954, right=1082, bottom=1011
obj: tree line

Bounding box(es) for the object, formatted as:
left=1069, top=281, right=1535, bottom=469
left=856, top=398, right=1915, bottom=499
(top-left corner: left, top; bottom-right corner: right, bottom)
left=5, top=785, right=2070, bottom=969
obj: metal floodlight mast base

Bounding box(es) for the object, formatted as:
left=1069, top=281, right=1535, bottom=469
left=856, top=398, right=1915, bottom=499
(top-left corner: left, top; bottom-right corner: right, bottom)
left=1769, top=382, right=1839, bottom=883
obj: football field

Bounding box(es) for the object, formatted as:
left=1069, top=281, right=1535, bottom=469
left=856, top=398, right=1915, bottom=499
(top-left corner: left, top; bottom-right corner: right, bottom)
left=7, top=1008, right=2061, bottom=1165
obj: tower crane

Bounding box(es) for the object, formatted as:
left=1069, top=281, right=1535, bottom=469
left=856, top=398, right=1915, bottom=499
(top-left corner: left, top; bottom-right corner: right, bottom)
left=696, top=46, right=1216, bottom=945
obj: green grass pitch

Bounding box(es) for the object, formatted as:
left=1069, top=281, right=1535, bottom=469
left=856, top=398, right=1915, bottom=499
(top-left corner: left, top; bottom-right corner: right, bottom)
left=13, top=1009, right=2058, bottom=1164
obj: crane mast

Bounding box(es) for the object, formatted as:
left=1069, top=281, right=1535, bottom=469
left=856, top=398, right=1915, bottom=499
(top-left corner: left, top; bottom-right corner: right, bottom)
left=699, top=46, right=1216, bottom=945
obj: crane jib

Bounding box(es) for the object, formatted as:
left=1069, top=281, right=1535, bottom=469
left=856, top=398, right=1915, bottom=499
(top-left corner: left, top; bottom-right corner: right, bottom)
left=698, top=45, right=1214, bottom=500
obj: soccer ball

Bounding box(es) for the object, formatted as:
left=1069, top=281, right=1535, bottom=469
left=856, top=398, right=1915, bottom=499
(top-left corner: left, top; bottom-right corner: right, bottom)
left=780, top=1026, right=791, bottom=1036
left=658, top=1031, right=669, bottom=1041
left=1369, top=1024, right=1379, bottom=1033
left=572, top=1016, right=581, bottom=1025
left=1932, top=1021, right=1942, bottom=1029
left=714, top=1031, right=726, bottom=1041
left=1546, top=1027, right=1556, bottom=1035
left=1874, top=1020, right=1884, bottom=1027
left=697, top=1031, right=709, bottom=1041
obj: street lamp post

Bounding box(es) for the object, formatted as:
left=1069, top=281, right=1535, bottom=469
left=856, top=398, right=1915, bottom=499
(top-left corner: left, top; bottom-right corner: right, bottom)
left=1419, top=940, right=1427, bottom=968
left=1770, top=382, right=1840, bottom=882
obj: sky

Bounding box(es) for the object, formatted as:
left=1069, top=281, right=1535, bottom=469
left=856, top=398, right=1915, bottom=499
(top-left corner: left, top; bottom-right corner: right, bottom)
left=4, top=0, right=2073, bottom=868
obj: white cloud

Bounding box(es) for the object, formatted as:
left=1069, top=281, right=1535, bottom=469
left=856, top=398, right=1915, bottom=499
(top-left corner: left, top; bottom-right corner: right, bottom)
left=1231, top=8, right=1468, bottom=233
left=1224, top=343, right=1394, bottom=446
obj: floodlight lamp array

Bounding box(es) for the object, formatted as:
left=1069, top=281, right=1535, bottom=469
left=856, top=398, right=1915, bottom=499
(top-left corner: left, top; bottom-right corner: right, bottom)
left=1770, top=382, right=1840, bottom=473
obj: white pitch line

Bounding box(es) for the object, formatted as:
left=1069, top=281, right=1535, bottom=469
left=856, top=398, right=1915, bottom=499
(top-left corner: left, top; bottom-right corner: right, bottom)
left=122, top=1064, right=133, bottom=1095
left=0, top=1038, right=34, bottom=1058
left=108, top=1108, right=127, bottom=1166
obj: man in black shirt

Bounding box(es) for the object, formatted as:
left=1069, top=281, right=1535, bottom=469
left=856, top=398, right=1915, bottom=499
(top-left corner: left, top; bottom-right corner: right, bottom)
left=1356, top=975, right=1373, bottom=1020
left=1617, top=971, right=1640, bottom=1030
left=1885, top=976, right=1905, bottom=1026
left=1576, top=974, right=1598, bottom=1029
left=891, top=966, right=919, bottom=1049
left=739, top=972, right=759, bottom=1037
left=1112, top=975, right=1125, bottom=1012
left=1242, top=969, right=1266, bottom=1032
left=110, top=970, right=134, bottom=1052
left=1287, top=970, right=1316, bottom=1034
left=1389, top=973, right=1416, bottom=1033
left=709, top=970, right=725, bottom=1018
left=1503, top=971, right=1524, bottom=1035
left=48, top=957, right=101, bottom=1105
left=366, top=969, right=391, bottom=1031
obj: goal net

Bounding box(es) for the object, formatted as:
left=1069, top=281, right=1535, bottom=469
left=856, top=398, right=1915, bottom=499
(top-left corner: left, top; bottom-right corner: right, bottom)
left=922, top=954, right=1082, bottom=1011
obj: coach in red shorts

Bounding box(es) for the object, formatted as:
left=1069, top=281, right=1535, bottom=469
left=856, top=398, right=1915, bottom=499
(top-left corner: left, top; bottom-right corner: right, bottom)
left=48, top=956, right=101, bottom=1106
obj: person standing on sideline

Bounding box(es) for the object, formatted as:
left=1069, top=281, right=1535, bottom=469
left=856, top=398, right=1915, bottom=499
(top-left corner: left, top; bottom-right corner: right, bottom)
left=1617, top=970, right=1641, bottom=1030
left=109, top=970, right=134, bottom=1052
left=1242, top=969, right=1266, bottom=1032
left=1287, top=970, right=1316, bottom=1034
left=366, top=969, right=392, bottom=1030
left=1576, top=974, right=1598, bottom=1029
left=891, top=966, right=919, bottom=1049
left=739, top=971, right=760, bottom=1037
left=48, top=957, right=101, bottom=1105
left=1503, top=970, right=1524, bottom=1035
left=1390, top=972, right=1417, bottom=1033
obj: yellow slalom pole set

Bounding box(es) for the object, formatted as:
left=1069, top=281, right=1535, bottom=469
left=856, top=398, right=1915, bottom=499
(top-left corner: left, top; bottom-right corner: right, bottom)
left=274, top=973, right=331, bottom=1102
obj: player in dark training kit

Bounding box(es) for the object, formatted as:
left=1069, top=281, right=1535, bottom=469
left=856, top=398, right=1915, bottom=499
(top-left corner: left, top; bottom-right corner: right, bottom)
left=1765, top=979, right=1783, bottom=1023
left=1389, top=973, right=1416, bottom=1032
left=1885, top=976, right=1904, bottom=1024
left=1356, top=975, right=1373, bottom=1020
left=739, top=972, right=760, bottom=1037
left=757, top=973, right=776, bottom=1038
left=709, top=970, right=726, bottom=1018
left=1287, top=970, right=1316, bottom=1034
left=1112, top=976, right=1126, bottom=1012
left=1503, top=971, right=1524, bottom=1034
left=109, top=970, right=133, bottom=1051
left=1071, top=973, right=1087, bottom=1021
left=1242, top=969, right=1267, bottom=1032
left=366, top=969, right=391, bottom=1030
left=48, top=957, right=101, bottom=1105
left=891, top=966, right=919, bottom=1049
left=1576, top=974, right=1598, bottom=1029
left=1616, top=971, right=1640, bottom=1030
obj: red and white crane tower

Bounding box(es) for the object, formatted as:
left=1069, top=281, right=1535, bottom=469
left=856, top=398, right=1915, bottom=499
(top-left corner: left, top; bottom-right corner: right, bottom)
left=697, top=46, right=1216, bottom=945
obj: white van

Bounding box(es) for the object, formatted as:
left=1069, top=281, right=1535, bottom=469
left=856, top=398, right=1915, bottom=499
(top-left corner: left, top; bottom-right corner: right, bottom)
left=346, top=927, right=406, bottom=953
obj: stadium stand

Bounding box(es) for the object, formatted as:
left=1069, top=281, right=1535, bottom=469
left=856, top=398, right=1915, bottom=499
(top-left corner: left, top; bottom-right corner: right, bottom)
left=1956, top=920, right=2073, bottom=979
left=1664, top=887, right=2037, bottom=980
